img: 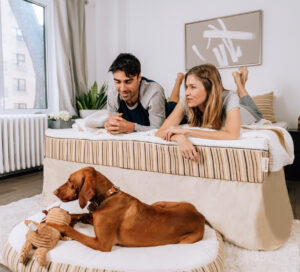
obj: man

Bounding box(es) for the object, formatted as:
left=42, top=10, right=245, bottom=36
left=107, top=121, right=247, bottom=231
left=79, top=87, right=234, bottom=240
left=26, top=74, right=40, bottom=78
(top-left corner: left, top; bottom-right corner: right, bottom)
left=105, top=53, right=167, bottom=134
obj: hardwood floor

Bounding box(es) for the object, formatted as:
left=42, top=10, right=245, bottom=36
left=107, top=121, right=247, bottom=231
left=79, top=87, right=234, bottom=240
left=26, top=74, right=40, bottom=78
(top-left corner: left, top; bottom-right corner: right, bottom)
left=0, top=170, right=299, bottom=219
left=0, top=264, right=10, bottom=272
left=0, top=170, right=43, bottom=206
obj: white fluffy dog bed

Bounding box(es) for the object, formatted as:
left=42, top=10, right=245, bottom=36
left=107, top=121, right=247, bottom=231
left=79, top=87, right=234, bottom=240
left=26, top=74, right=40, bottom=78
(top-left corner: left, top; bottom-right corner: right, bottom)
left=2, top=201, right=223, bottom=272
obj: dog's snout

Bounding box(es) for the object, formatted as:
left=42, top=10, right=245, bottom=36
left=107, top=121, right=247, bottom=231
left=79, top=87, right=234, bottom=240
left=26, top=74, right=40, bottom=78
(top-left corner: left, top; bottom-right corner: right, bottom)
left=53, top=189, right=58, bottom=196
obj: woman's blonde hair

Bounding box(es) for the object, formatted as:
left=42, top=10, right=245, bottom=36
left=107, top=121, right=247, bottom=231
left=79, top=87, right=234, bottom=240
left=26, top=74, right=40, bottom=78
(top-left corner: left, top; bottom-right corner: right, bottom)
left=185, top=64, right=225, bottom=130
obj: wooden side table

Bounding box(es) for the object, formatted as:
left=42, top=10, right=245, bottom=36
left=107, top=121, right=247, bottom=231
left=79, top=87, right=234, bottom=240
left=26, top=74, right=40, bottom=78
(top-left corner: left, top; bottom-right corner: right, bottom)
left=285, top=129, right=300, bottom=180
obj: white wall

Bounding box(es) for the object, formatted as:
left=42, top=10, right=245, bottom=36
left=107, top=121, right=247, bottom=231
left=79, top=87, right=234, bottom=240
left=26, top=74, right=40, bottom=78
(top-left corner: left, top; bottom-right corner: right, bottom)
left=86, top=0, right=300, bottom=128
left=85, top=0, right=127, bottom=88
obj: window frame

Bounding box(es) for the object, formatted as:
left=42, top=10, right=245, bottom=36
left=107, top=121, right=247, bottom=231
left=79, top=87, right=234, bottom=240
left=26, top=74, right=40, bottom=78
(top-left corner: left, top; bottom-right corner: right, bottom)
left=13, top=78, right=26, bottom=92
left=14, top=102, right=27, bottom=109
left=15, top=27, right=23, bottom=41
left=0, top=0, right=50, bottom=114
left=16, top=53, right=26, bottom=66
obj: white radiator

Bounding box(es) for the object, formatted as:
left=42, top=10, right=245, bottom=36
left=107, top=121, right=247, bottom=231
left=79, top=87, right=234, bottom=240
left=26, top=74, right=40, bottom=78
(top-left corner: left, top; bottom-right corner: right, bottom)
left=0, top=114, right=47, bottom=175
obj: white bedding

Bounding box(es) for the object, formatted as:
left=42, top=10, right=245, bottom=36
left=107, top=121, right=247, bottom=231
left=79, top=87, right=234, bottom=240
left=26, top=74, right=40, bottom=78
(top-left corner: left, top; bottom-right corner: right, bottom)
left=241, top=121, right=294, bottom=171
left=46, top=120, right=294, bottom=172
left=270, top=121, right=288, bottom=129
left=47, top=128, right=269, bottom=149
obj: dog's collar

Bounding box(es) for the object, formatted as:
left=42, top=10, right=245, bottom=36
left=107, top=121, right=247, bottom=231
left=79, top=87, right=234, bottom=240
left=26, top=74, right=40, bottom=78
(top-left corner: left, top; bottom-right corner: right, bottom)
left=87, top=185, right=120, bottom=213
left=89, top=200, right=100, bottom=210
left=105, top=185, right=120, bottom=198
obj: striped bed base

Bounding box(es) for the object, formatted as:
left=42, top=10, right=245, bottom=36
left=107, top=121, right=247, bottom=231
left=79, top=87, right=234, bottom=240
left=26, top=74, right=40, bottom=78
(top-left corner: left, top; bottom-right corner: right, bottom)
left=45, top=136, right=269, bottom=183
left=2, top=232, right=224, bottom=272
left=2, top=235, right=224, bottom=272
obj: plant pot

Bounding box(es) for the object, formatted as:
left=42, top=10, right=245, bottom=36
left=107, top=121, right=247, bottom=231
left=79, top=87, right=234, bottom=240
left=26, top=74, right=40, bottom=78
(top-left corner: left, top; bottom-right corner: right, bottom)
left=79, top=110, right=101, bottom=119
left=48, top=119, right=74, bottom=129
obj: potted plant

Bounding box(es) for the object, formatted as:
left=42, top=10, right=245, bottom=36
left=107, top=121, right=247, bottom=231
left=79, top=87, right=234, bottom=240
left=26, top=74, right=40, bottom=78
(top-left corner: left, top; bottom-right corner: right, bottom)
left=76, top=81, right=108, bottom=118
left=48, top=111, right=77, bottom=129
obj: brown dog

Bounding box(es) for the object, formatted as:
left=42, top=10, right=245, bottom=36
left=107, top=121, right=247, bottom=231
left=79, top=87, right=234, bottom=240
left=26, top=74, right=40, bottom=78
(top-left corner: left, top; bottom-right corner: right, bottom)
left=50, top=167, right=205, bottom=252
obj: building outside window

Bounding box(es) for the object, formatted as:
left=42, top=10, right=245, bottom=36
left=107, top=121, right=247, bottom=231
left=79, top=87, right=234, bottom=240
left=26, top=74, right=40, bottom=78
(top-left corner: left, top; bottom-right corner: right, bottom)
left=13, top=78, right=26, bottom=91
left=15, top=27, right=23, bottom=41
left=0, top=0, right=47, bottom=111
left=14, top=102, right=27, bottom=109
left=16, top=53, right=25, bottom=66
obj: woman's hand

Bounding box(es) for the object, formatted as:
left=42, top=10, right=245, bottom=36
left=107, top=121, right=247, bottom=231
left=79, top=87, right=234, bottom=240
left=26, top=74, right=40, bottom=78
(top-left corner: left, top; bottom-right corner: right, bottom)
left=163, top=126, right=186, bottom=142
left=162, top=127, right=199, bottom=162
left=175, top=135, right=199, bottom=163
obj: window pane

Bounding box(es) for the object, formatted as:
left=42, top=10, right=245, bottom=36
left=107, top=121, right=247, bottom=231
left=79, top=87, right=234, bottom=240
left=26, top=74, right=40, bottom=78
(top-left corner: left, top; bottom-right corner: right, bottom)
left=14, top=102, right=27, bottom=109
left=16, top=53, right=25, bottom=66
left=13, top=78, right=26, bottom=91
left=0, top=0, right=47, bottom=110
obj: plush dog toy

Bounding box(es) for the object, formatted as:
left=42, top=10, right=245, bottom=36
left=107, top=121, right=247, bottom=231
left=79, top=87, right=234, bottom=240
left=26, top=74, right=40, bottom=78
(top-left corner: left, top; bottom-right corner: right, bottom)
left=18, top=207, right=72, bottom=266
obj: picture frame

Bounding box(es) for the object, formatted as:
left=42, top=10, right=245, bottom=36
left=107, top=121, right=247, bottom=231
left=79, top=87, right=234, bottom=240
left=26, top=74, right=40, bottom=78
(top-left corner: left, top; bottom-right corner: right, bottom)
left=185, top=10, right=262, bottom=69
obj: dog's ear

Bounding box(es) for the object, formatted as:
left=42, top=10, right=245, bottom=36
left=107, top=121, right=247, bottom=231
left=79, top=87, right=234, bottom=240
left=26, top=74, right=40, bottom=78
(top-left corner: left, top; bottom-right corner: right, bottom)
left=79, top=175, right=96, bottom=208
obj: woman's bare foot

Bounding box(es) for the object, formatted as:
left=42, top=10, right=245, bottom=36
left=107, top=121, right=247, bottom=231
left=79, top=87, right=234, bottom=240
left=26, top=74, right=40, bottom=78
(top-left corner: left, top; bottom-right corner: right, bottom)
left=232, top=67, right=248, bottom=97
left=176, top=72, right=185, bottom=84
left=168, top=72, right=185, bottom=102
left=239, top=66, right=248, bottom=87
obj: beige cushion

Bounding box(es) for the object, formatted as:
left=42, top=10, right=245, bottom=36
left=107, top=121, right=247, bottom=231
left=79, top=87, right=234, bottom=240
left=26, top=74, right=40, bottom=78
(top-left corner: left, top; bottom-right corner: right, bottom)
left=3, top=204, right=223, bottom=272
left=252, top=92, right=276, bottom=122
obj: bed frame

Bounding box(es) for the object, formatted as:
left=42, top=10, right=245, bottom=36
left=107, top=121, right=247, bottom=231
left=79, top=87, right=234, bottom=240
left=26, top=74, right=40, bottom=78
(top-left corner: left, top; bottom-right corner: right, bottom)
left=42, top=132, right=293, bottom=250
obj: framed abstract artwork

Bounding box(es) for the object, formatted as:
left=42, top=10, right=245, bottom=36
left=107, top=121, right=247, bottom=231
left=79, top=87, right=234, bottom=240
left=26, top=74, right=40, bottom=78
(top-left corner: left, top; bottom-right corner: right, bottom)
left=185, top=10, right=262, bottom=69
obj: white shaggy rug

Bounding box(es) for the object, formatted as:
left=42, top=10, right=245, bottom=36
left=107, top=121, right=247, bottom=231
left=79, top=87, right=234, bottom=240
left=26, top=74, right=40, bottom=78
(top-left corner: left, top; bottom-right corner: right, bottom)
left=0, top=195, right=299, bottom=272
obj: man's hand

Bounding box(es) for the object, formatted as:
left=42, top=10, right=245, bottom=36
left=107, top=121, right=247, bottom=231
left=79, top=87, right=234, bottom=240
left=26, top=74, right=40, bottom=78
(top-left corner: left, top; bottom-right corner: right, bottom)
left=105, top=113, right=135, bottom=134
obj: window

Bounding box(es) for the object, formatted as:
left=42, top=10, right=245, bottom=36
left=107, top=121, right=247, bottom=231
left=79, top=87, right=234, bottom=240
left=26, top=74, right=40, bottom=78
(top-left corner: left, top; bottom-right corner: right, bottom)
left=0, top=0, right=47, bottom=111
left=14, top=103, right=27, bottom=109
left=15, top=28, right=23, bottom=41
left=13, top=78, right=26, bottom=91
left=16, top=53, right=25, bottom=66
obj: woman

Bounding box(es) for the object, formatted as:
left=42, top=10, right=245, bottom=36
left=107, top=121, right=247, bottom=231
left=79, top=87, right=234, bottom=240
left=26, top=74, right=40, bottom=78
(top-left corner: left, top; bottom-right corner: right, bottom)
left=156, top=64, right=263, bottom=162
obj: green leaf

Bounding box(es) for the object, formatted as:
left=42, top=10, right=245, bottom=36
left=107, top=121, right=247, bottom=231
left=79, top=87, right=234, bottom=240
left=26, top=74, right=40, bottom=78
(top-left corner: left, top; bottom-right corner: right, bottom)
left=98, top=96, right=107, bottom=109
left=81, top=98, right=88, bottom=109
left=87, top=92, right=91, bottom=108
left=90, top=81, right=98, bottom=107
left=95, top=97, right=101, bottom=109
left=97, top=94, right=106, bottom=108
left=99, top=82, right=107, bottom=95
left=77, top=100, right=83, bottom=110
left=76, top=81, right=108, bottom=110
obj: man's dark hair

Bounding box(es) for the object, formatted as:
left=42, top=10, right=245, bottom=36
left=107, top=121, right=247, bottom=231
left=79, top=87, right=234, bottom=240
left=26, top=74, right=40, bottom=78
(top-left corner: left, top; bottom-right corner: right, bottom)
left=109, top=53, right=141, bottom=77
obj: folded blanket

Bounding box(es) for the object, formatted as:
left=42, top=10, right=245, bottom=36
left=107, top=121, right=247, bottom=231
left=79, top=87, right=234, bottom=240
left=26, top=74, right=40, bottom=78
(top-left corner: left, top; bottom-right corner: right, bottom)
left=241, top=119, right=294, bottom=172
left=72, top=110, right=108, bottom=132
